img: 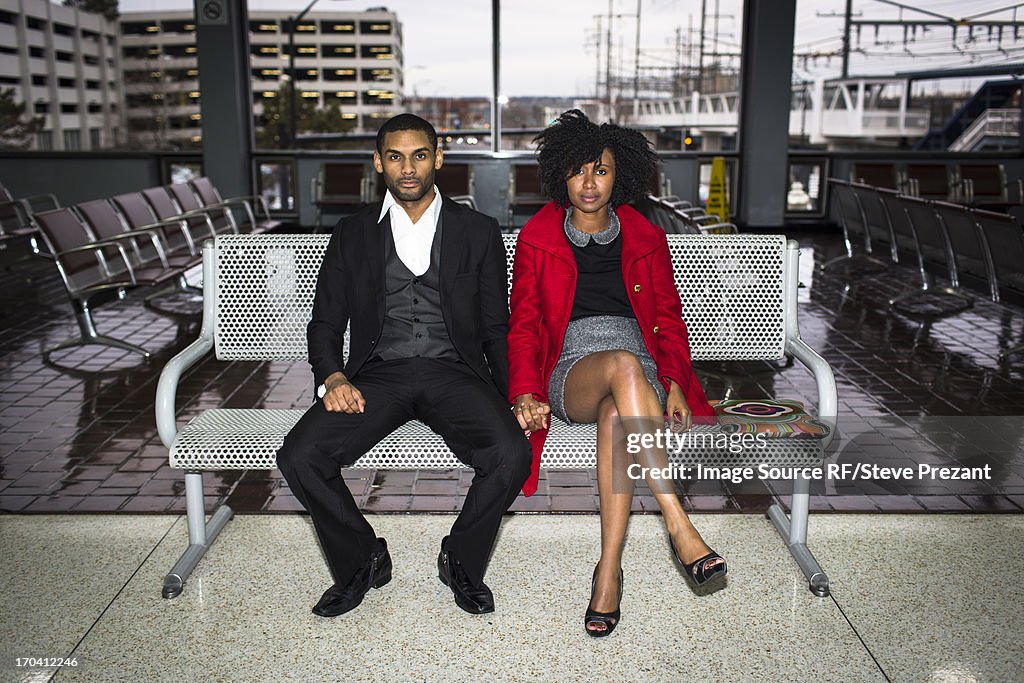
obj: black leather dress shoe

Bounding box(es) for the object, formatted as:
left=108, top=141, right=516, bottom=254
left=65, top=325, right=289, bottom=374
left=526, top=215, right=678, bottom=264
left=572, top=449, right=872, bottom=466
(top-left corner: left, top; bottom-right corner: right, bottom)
left=312, top=537, right=392, bottom=617
left=437, top=536, right=494, bottom=614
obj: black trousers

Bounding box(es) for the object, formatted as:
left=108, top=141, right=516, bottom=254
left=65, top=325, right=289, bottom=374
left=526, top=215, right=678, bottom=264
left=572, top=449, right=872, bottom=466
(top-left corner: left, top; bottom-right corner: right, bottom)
left=277, top=357, right=531, bottom=588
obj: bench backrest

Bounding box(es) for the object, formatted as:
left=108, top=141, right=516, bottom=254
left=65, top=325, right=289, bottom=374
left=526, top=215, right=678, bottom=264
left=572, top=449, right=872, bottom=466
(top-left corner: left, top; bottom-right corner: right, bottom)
left=211, top=233, right=789, bottom=362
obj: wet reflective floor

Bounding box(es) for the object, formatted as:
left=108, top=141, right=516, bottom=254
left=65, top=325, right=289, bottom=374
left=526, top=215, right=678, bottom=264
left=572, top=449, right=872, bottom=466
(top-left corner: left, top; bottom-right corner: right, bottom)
left=1, top=229, right=1023, bottom=515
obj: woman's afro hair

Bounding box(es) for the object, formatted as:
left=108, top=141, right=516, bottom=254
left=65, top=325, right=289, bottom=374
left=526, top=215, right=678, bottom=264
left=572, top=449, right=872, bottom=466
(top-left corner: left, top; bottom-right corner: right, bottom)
left=532, top=109, right=659, bottom=208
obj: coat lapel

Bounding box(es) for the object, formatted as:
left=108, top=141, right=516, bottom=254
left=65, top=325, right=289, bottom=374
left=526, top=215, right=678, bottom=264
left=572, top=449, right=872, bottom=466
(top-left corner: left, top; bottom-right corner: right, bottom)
left=618, top=204, right=663, bottom=274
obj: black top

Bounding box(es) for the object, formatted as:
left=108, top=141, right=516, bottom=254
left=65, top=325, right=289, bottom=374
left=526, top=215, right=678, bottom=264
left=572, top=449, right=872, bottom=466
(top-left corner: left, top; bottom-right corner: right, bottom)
left=565, top=208, right=634, bottom=321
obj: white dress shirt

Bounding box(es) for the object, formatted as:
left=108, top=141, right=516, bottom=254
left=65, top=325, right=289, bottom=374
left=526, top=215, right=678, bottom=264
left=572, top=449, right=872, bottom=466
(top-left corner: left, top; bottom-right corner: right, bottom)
left=377, top=186, right=442, bottom=277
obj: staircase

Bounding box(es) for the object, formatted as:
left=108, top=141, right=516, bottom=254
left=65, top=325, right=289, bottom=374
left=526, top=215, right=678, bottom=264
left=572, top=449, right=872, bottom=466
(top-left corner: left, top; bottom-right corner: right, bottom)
left=913, top=80, right=1021, bottom=151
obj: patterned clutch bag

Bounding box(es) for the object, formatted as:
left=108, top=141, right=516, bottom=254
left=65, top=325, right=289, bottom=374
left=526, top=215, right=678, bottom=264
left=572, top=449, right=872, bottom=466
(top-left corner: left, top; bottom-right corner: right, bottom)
left=710, top=399, right=831, bottom=438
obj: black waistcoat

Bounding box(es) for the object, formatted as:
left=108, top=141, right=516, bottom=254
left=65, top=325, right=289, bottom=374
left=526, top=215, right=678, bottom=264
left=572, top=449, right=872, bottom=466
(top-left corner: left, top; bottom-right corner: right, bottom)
left=374, top=213, right=459, bottom=362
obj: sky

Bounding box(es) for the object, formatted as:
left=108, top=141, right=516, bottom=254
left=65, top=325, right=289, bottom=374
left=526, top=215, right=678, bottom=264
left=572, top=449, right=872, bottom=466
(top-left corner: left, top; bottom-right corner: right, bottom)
left=114, top=0, right=1024, bottom=97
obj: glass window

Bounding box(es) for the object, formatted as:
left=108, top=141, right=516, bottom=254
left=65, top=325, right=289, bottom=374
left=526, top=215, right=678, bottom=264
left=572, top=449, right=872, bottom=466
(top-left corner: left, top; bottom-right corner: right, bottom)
left=53, top=22, right=74, bottom=37
left=31, top=75, right=46, bottom=86
left=324, top=68, right=357, bottom=81
left=122, top=21, right=160, bottom=35
left=25, top=17, right=47, bottom=31
left=250, top=21, right=280, bottom=33
left=36, top=130, right=53, bottom=151
left=28, top=46, right=45, bottom=58
left=360, top=21, right=392, bottom=34
left=791, top=0, right=1023, bottom=152
left=786, top=160, right=827, bottom=215
left=60, top=103, right=79, bottom=114
left=257, top=160, right=296, bottom=212
left=322, top=20, right=354, bottom=33
left=89, top=128, right=101, bottom=148
left=33, top=102, right=49, bottom=114
left=63, top=129, right=81, bottom=150
left=323, top=45, right=356, bottom=58
left=361, top=45, right=393, bottom=59
left=162, top=19, right=195, bottom=33
left=362, top=68, right=395, bottom=82
left=58, top=77, right=75, bottom=88
left=55, top=51, right=73, bottom=63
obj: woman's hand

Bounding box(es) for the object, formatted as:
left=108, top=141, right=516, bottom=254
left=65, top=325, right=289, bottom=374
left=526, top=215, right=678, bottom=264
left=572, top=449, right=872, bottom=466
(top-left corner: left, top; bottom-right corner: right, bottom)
left=665, top=381, right=691, bottom=432
left=513, top=393, right=551, bottom=433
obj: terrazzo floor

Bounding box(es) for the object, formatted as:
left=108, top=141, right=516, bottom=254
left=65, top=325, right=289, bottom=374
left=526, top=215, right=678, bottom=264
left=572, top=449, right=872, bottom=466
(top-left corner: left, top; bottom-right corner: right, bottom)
left=2, top=513, right=1021, bottom=682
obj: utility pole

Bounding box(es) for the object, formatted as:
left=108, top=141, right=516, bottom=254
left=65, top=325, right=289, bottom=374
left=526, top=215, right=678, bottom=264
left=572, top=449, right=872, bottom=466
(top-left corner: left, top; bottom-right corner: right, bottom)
left=633, top=0, right=642, bottom=102
left=697, top=0, right=706, bottom=94
left=606, top=0, right=614, bottom=119
left=841, top=0, right=853, bottom=78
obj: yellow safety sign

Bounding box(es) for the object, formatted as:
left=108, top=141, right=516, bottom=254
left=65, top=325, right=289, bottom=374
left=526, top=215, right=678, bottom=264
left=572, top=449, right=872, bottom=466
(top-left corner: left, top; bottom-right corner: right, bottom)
left=706, top=156, right=728, bottom=225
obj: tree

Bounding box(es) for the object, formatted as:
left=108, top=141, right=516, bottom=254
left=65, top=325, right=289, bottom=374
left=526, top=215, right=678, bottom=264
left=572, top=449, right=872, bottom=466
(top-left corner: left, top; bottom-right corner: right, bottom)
left=0, top=89, right=45, bottom=150
left=254, top=82, right=356, bottom=150
left=63, top=0, right=118, bottom=21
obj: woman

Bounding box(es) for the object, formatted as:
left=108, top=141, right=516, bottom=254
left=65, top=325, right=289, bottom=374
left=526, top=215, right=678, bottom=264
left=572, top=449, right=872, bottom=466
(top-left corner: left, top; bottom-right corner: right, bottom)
left=507, top=110, right=726, bottom=637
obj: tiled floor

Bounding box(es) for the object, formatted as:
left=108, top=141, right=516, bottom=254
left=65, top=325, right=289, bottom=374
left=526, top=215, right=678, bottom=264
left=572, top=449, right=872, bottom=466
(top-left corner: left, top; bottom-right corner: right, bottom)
left=3, top=514, right=1022, bottom=682
left=1, top=229, right=1023, bottom=515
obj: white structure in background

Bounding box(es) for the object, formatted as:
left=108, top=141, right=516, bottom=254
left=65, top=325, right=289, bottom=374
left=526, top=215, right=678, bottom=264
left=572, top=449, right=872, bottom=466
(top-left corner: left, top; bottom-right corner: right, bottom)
left=119, top=7, right=404, bottom=148
left=0, top=0, right=122, bottom=151
left=626, top=77, right=931, bottom=149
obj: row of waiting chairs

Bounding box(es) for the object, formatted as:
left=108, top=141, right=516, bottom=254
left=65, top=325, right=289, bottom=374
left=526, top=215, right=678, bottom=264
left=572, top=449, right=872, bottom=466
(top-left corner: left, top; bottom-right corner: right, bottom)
left=314, top=162, right=478, bottom=228
left=0, top=182, right=60, bottom=254
left=32, top=177, right=279, bottom=362
left=643, top=195, right=739, bottom=235
left=313, top=161, right=668, bottom=230
left=851, top=162, right=1021, bottom=209
left=829, top=178, right=1024, bottom=360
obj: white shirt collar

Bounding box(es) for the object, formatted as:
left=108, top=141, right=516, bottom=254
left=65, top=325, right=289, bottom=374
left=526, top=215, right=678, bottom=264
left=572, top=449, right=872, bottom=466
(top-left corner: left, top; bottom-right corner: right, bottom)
left=378, top=185, right=443, bottom=227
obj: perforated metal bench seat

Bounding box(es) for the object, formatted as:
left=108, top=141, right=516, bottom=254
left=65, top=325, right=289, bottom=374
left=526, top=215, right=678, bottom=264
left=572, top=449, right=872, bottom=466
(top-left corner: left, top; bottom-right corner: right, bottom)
left=155, top=232, right=837, bottom=600
left=170, top=409, right=823, bottom=471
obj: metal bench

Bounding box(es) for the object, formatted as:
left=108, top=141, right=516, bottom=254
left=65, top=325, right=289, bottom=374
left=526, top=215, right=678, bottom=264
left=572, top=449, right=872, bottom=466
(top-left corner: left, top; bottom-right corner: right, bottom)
left=156, top=233, right=837, bottom=600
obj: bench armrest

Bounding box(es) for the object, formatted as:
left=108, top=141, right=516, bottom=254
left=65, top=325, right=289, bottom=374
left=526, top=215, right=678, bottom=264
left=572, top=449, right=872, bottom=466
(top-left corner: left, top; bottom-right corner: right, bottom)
left=156, top=240, right=216, bottom=448
left=785, top=339, right=837, bottom=449
left=58, top=241, right=137, bottom=283
left=204, top=197, right=260, bottom=226
left=219, top=194, right=272, bottom=221
left=696, top=222, right=739, bottom=235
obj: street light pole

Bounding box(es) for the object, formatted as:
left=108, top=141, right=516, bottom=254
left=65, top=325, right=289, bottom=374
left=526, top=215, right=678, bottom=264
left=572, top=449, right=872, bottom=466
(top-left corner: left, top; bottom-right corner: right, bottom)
left=288, top=0, right=319, bottom=148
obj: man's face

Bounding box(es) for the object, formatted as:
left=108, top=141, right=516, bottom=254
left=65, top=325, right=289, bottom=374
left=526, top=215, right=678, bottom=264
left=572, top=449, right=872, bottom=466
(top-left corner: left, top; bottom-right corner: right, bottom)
left=373, top=129, right=443, bottom=204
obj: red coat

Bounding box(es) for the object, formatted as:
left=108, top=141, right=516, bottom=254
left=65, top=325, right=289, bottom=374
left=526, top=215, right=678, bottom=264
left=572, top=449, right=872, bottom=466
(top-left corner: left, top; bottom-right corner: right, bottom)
left=508, top=201, right=716, bottom=496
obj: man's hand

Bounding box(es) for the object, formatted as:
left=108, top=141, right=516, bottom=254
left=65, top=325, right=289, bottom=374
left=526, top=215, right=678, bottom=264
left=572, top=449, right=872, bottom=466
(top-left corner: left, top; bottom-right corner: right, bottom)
left=665, top=381, right=691, bottom=432
left=322, top=372, right=366, bottom=414
left=513, top=393, right=550, bottom=432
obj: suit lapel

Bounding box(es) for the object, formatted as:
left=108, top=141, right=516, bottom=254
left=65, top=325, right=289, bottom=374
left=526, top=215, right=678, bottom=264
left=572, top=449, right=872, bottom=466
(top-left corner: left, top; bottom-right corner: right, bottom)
left=365, top=203, right=387, bottom=326
left=437, top=196, right=458, bottom=303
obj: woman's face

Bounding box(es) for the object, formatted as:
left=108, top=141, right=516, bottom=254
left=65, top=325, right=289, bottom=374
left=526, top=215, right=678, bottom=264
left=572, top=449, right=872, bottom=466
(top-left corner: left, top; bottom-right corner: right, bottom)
left=566, top=148, right=615, bottom=217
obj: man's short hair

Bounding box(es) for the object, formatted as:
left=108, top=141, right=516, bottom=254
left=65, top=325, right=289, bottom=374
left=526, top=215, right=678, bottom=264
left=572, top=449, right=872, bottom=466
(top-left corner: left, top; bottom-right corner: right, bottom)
left=375, top=113, right=438, bottom=153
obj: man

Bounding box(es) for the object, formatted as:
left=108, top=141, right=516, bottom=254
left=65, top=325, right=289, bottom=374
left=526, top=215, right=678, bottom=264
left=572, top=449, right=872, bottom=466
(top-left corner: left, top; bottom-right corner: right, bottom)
left=277, top=113, right=530, bottom=618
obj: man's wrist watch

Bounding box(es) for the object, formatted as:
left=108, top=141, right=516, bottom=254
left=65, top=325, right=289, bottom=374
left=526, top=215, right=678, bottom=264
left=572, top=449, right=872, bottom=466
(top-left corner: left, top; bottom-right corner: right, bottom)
left=317, top=383, right=327, bottom=399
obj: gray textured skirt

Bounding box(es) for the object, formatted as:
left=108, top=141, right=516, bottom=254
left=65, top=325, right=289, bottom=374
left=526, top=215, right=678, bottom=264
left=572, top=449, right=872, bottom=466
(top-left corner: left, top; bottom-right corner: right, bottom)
left=547, top=315, right=667, bottom=425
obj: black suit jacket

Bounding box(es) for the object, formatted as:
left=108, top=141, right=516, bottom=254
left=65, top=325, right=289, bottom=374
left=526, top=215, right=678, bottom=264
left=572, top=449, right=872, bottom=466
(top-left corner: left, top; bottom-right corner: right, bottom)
left=307, top=195, right=510, bottom=399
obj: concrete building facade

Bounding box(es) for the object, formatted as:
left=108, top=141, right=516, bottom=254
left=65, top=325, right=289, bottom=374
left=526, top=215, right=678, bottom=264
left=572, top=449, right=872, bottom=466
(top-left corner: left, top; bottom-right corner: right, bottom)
left=0, top=0, right=122, bottom=151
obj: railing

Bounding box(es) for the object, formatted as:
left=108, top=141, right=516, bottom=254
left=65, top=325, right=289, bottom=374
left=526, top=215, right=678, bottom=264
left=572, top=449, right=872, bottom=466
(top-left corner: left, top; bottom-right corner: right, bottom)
left=949, top=109, right=1022, bottom=152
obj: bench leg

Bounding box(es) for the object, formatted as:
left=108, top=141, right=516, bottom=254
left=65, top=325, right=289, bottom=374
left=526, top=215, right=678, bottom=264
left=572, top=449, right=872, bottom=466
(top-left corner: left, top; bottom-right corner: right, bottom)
left=766, top=478, right=830, bottom=597
left=45, top=300, right=151, bottom=360
left=999, top=342, right=1024, bottom=360
left=162, top=472, right=234, bottom=599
